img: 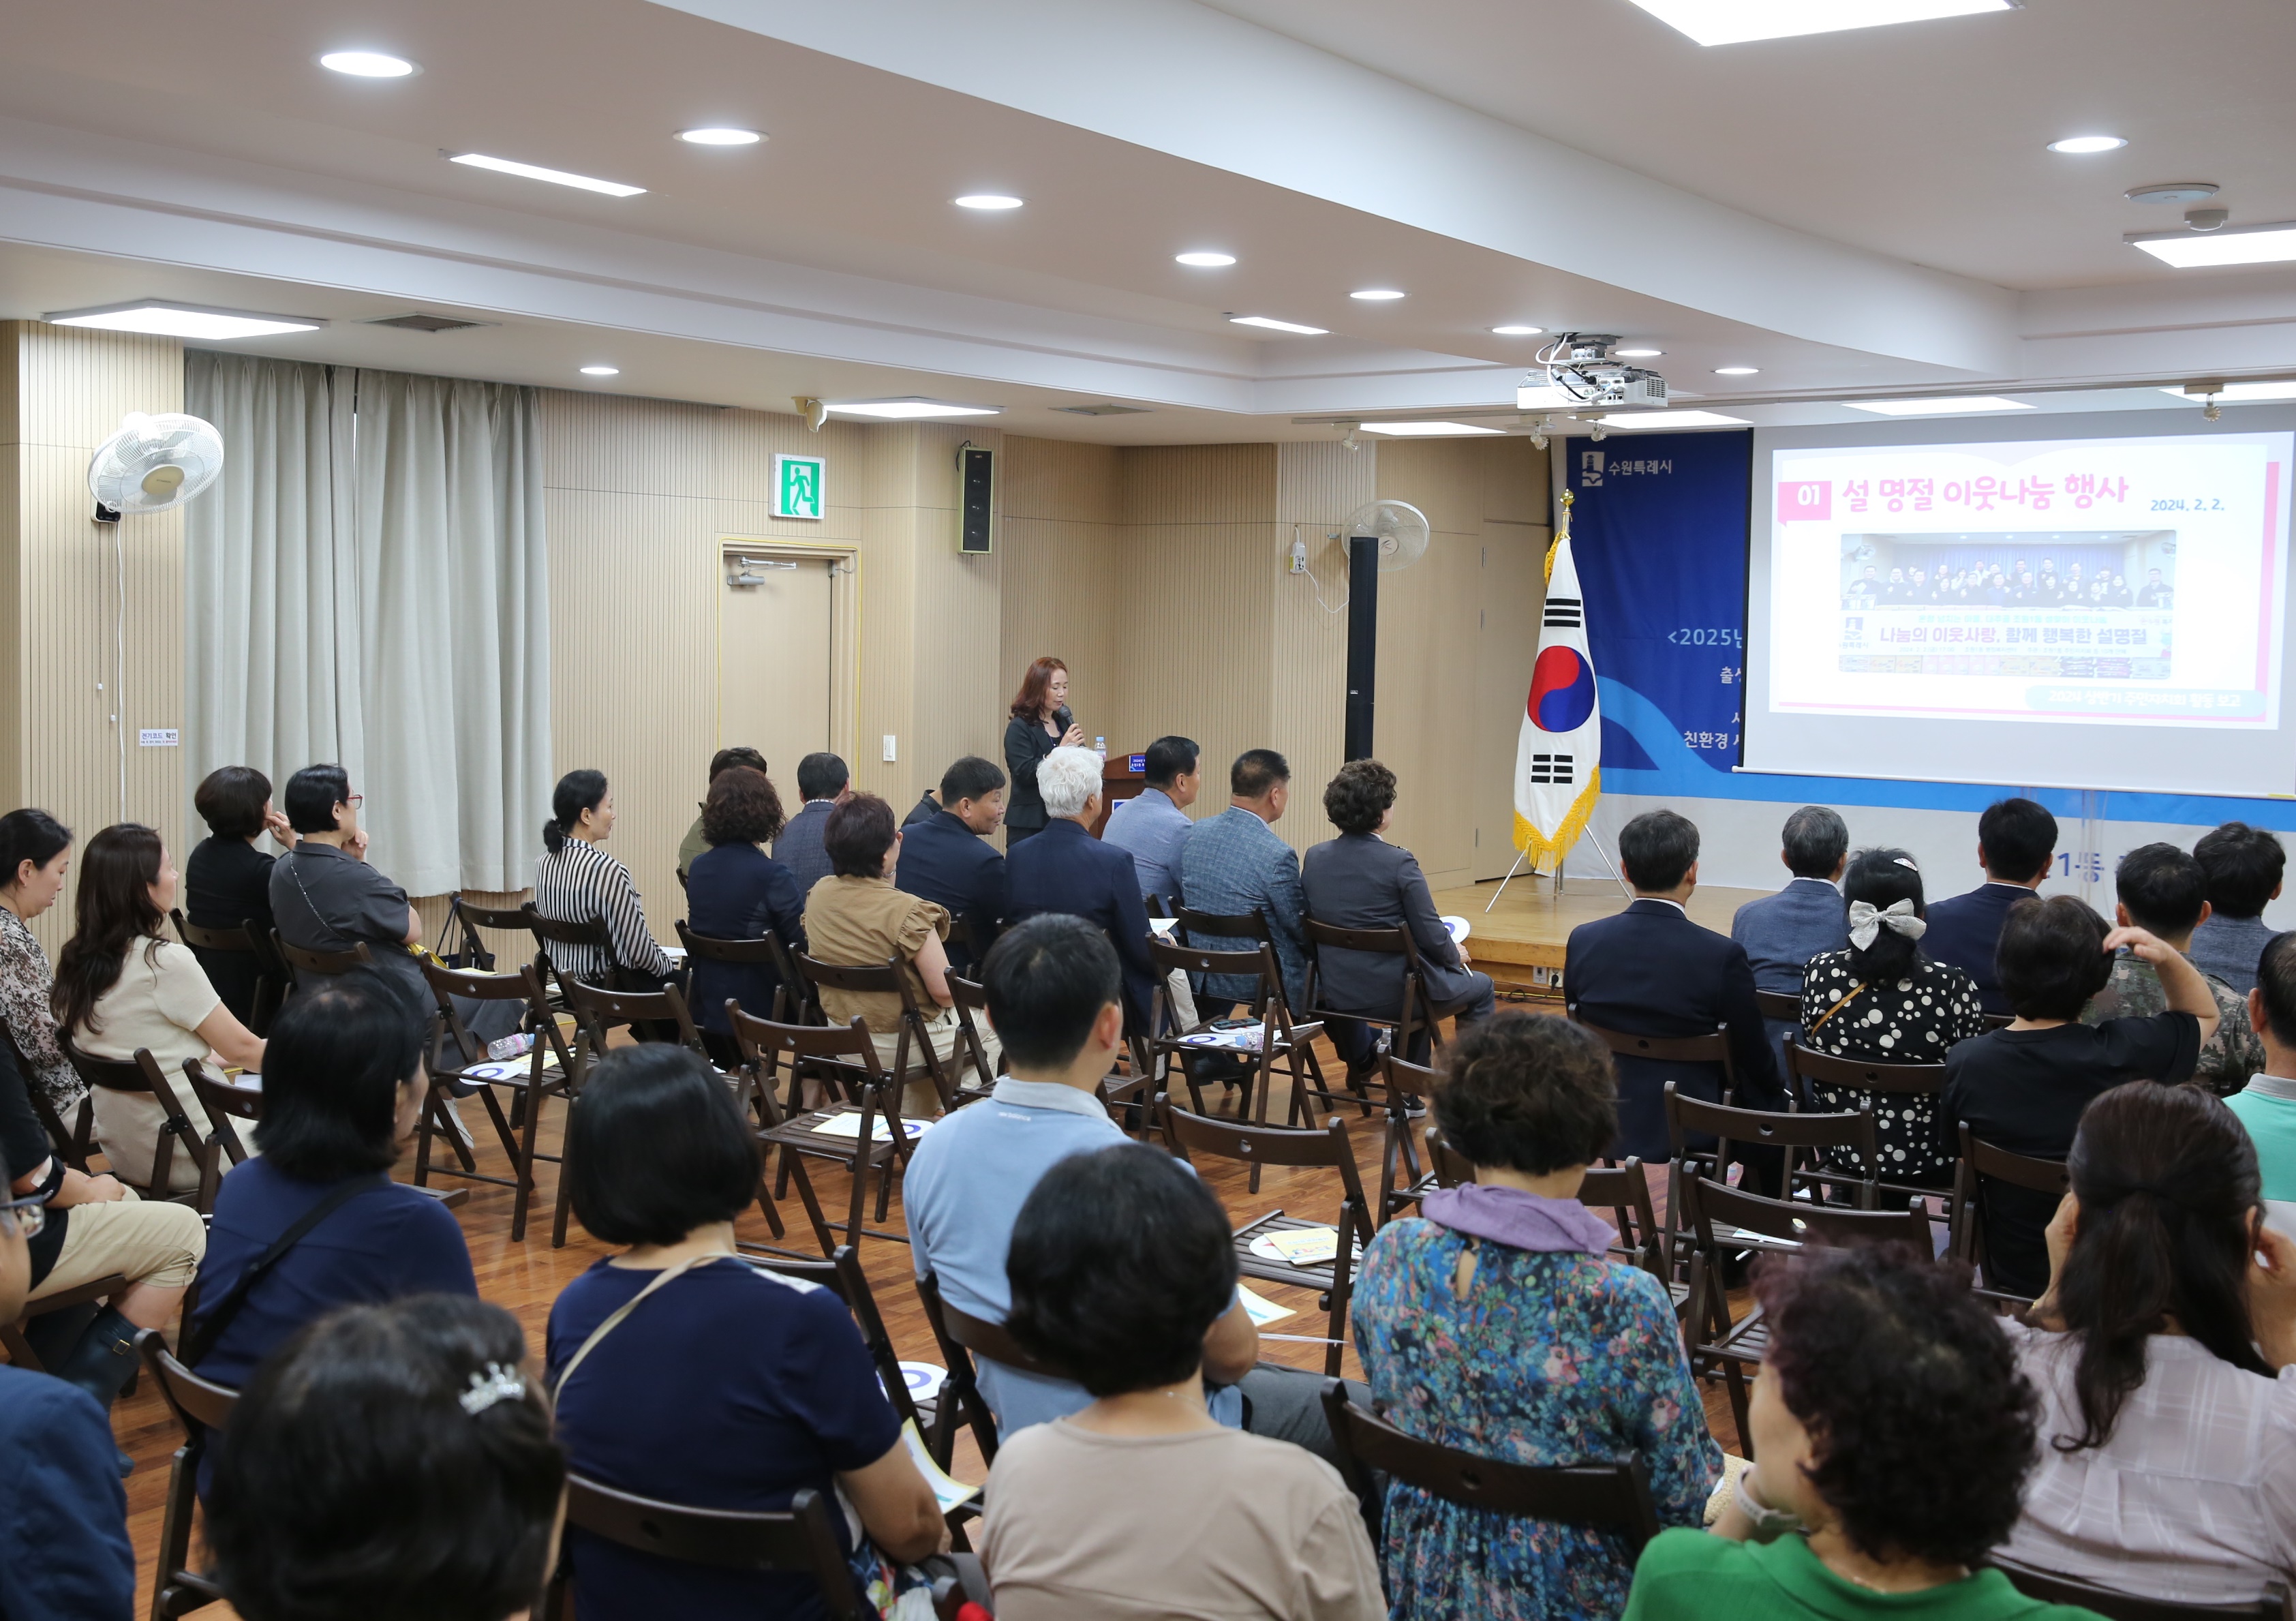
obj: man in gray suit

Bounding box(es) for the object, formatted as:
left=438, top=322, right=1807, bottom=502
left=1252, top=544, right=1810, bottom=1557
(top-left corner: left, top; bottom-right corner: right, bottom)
left=1302, top=760, right=1495, bottom=1082
left=1730, top=804, right=1851, bottom=1091
left=771, top=751, right=851, bottom=900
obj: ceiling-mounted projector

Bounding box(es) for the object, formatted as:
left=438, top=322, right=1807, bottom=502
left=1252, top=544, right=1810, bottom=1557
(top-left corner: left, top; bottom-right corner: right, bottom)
left=1520, top=333, right=1668, bottom=411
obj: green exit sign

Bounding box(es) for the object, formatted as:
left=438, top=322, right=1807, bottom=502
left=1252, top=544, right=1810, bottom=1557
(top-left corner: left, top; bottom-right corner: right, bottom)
left=773, top=453, right=825, bottom=520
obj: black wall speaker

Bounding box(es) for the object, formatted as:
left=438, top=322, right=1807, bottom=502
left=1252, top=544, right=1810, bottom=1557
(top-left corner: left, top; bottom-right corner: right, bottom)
left=958, top=444, right=994, bottom=554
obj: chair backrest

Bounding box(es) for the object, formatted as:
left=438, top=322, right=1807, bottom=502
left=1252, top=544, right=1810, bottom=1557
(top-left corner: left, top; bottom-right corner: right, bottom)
left=1574, top=1016, right=1739, bottom=1090
left=1685, top=1172, right=1931, bottom=1253
left=1752, top=988, right=1802, bottom=1022
left=272, top=930, right=373, bottom=977
left=561, top=1478, right=862, bottom=1620
left=420, top=960, right=571, bottom=1077
left=795, top=953, right=906, bottom=1001
left=674, top=920, right=782, bottom=967
left=1176, top=905, right=1272, bottom=945
left=1784, top=1037, right=1949, bottom=1097
left=566, top=978, right=707, bottom=1057
left=1423, top=1123, right=1475, bottom=1188
left=0, top=1019, right=91, bottom=1170
left=1959, top=1123, right=2072, bottom=1196
left=523, top=907, right=612, bottom=952
left=1988, top=1556, right=2293, bottom=1621
left=1664, top=1084, right=1880, bottom=1161
left=1577, top=1157, right=1666, bottom=1273
left=1321, top=1383, right=1662, bottom=1551
left=171, top=908, right=261, bottom=958
left=138, top=1329, right=239, bottom=1432
left=726, top=1004, right=888, bottom=1121
left=1306, top=918, right=1428, bottom=1030
left=1162, top=1105, right=1371, bottom=1229
left=1983, top=1012, right=2015, bottom=1031
left=187, top=1061, right=262, bottom=1125
left=933, top=1287, right=1074, bottom=1381
left=943, top=973, right=1001, bottom=1087
left=1381, top=1052, right=1441, bottom=1108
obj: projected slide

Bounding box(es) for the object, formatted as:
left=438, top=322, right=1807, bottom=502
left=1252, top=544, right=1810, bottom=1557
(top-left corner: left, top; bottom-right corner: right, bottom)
left=1770, top=434, right=2288, bottom=731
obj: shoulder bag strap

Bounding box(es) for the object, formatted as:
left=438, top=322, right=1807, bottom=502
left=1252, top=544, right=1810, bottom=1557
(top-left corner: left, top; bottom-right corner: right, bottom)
left=1808, top=981, right=1871, bottom=1034
left=182, top=1176, right=389, bottom=1369
left=551, top=1252, right=732, bottom=1400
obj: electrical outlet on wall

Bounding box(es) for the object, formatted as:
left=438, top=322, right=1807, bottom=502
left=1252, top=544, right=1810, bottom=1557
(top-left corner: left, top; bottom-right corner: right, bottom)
left=882, top=734, right=898, bottom=762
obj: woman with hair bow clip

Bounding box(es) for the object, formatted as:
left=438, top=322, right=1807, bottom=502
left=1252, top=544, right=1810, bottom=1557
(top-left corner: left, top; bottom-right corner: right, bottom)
left=1796, top=848, right=1989, bottom=1189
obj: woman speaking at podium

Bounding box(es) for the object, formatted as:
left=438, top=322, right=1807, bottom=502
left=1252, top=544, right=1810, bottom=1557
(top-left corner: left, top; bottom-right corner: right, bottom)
left=1004, top=655, right=1085, bottom=847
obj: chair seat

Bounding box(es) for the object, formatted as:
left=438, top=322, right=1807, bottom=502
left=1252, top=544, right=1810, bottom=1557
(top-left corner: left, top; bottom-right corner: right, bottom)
left=761, top=1106, right=906, bottom=1168
left=1703, top=1305, right=1770, bottom=1365
left=1231, top=1210, right=1358, bottom=1295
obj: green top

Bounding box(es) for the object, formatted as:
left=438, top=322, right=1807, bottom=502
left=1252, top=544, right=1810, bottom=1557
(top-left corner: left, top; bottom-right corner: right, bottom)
left=1623, top=1530, right=2102, bottom=1621
left=676, top=813, right=708, bottom=878
left=2226, top=1078, right=2296, bottom=1203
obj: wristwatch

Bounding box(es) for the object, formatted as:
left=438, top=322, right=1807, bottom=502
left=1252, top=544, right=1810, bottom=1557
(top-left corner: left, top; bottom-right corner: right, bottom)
left=1734, top=1470, right=1807, bottom=1543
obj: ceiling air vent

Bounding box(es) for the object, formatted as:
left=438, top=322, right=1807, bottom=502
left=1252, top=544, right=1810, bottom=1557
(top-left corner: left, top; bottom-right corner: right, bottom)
left=365, top=313, right=495, bottom=333
left=1052, top=403, right=1151, bottom=416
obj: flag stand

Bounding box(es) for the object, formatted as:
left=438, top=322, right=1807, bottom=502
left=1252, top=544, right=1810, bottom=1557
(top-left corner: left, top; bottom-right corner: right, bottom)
left=1484, top=830, right=1636, bottom=912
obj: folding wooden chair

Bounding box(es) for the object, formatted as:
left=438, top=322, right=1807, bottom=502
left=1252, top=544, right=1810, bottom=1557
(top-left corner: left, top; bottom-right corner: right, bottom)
left=522, top=905, right=614, bottom=1012
left=271, top=930, right=372, bottom=984
left=444, top=894, right=527, bottom=973
left=940, top=974, right=1002, bottom=1110
left=1145, top=935, right=1326, bottom=1189
left=726, top=1005, right=914, bottom=1258
left=748, top=1247, right=928, bottom=1434
left=545, top=1481, right=872, bottom=1621
left=795, top=954, right=962, bottom=1115
left=3, top=1273, right=127, bottom=1372
left=1573, top=1018, right=1740, bottom=1102
left=1321, top=1381, right=1663, bottom=1554
left=1663, top=1083, right=1880, bottom=1213
left=1161, top=1104, right=1371, bottom=1376
left=550, top=980, right=718, bottom=1246
left=418, top=960, right=577, bottom=1243
left=1176, top=905, right=1339, bottom=1118
left=171, top=908, right=287, bottom=1035
left=1785, top=1036, right=1955, bottom=1209
left=0, top=1020, right=93, bottom=1172
left=183, top=1059, right=261, bottom=1213
left=1988, top=1556, right=2293, bottom=1621
left=1680, top=1172, right=1932, bottom=1454
left=137, top=1328, right=238, bottom=1620
left=1373, top=1052, right=1442, bottom=1222
left=675, top=921, right=801, bottom=1026
left=913, top=1270, right=1078, bottom=1469
left=1947, top=1122, right=2070, bottom=1310
left=1301, top=916, right=1441, bottom=1104
left=1751, top=988, right=1802, bottom=1023
left=57, top=1035, right=206, bottom=1205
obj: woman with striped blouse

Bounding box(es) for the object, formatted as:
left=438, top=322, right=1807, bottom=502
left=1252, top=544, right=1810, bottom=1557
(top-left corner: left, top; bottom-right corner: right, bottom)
left=532, top=770, right=677, bottom=992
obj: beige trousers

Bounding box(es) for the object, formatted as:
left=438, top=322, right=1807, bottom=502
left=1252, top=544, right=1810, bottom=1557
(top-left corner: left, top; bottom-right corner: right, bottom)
left=868, top=1008, right=1002, bottom=1119
left=29, top=1186, right=205, bottom=1299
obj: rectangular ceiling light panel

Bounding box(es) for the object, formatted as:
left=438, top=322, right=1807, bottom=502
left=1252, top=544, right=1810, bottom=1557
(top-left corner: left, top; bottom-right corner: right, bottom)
left=2159, top=381, right=2296, bottom=403
left=1623, top=0, right=2014, bottom=46
left=1596, top=410, right=1749, bottom=429
left=1842, top=396, right=2031, bottom=416
left=827, top=399, right=1000, bottom=419
left=2131, top=224, right=2296, bottom=269
left=1360, top=421, right=1503, bottom=436
left=448, top=153, right=645, bottom=196
left=46, top=301, right=324, bottom=339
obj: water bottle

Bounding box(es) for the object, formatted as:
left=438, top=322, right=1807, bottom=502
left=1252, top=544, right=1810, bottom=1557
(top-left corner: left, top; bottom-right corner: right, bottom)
left=1094, top=735, right=1107, bottom=765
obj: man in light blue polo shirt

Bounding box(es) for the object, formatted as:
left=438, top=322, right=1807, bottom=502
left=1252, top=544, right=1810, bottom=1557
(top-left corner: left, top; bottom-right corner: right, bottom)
left=2229, top=933, right=2296, bottom=1234
left=903, top=913, right=1353, bottom=1457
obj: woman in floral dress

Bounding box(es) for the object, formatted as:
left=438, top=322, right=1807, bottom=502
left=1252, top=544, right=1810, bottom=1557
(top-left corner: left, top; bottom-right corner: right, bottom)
left=1352, top=1014, right=1719, bottom=1620
left=1796, top=847, right=1987, bottom=1188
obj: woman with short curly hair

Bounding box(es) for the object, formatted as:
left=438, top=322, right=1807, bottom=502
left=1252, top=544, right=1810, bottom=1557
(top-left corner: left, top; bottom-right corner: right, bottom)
left=684, top=766, right=805, bottom=1049
left=1625, top=1243, right=2076, bottom=1621
left=1353, top=1013, right=1719, bottom=1620
left=1301, top=759, right=1493, bottom=1078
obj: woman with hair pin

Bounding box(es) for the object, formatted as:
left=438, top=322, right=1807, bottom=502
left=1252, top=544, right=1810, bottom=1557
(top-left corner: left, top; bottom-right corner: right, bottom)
left=1796, top=847, right=1987, bottom=1187
left=1002, top=656, right=1084, bottom=848
left=2002, top=1080, right=2296, bottom=1604
left=0, top=807, right=84, bottom=1112
left=53, top=823, right=265, bottom=1192
left=532, top=769, right=678, bottom=992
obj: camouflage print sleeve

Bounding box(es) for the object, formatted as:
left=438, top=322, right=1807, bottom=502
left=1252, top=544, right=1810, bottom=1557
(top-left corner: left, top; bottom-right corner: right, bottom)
left=2195, top=974, right=2267, bottom=1097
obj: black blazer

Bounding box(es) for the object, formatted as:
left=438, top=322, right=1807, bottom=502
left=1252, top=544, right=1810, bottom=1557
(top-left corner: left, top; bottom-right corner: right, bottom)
left=1300, top=834, right=1478, bottom=1018
left=1922, top=882, right=2035, bottom=1016
left=1563, top=898, right=1784, bottom=1161
left=1002, top=713, right=1062, bottom=834
left=895, top=810, right=1006, bottom=975
left=1003, top=820, right=1157, bottom=1035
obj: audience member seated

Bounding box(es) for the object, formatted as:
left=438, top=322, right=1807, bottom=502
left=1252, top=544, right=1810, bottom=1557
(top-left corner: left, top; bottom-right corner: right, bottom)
left=894, top=755, right=1009, bottom=975
left=269, top=762, right=426, bottom=1008
left=774, top=751, right=852, bottom=899
left=183, top=766, right=291, bottom=1029
left=677, top=745, right=767, bottom=879
left=902, top=789, right=940, bottom=828
left=1624, top=1244, right=2080, bottom=1621
left=1923, top=796, right=2058, bottom=1016
left=1103, top=733, right=1202, bottom=908
left=684, top=766, right=804, bottom=1047
left=1302, top=759, right=1493, bottom=1078
left=187, top=967, right=474, bottom=1395
left=2190, top=819, right=2286, bottom=995
left=0, top=1033, right=203, bottom=1417
left=206, top=1295, right=564, bottom=1621
left=2002, top=1081, right=2296, bottom=1605
left=549, top=1044, right=945, bottom=1620
left=1939, top=896, right=2213, bottom=1300
left=55, top=824, right=265, bottom=1194
left=984, top=1141, right=1386, bottom=1621
left=904, top=915, right=1344, bottom=1453
left=533, top=769, right=678, bottom=993
left=0, top=808, right=85, bottom=1116
left=1730, top=805, right=1850, bottom=1078
left=1797, top=849, right=1985, bottom=1188
left=1003, top=656, right=1084, bottom=849
left=1003, top=747, right=1157, bottom=1036
left=1353, top=1014, right=1718, bottom=1620
left=1562, top=808, right=1784, bottom=1169
left=0, top=1142, right=135, bottom=1621
left=802, top=793, right=994, bottom=1117
left=2081, top=842, right=2261, bottom=1094
left=2229, top=932, right=2296, bottom=1226
left=1181, top=748, right=1311, bottom=1020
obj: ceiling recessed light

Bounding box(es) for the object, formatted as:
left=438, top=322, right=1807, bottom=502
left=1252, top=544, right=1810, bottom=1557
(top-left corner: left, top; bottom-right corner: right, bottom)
left=46, top=301, right=325, bottom=340
left=953, top=194, right=1024, bottom=211
left=1596, top=410, right=1751, bottom=429
left=319, top=50, right=416, bottom=77
left=1175, top=251, right=1236, bottom=267
left=448, top=153, right=645, bottom=197
left=1229, top=315, right=1329, bottom=335
left=1713, top=365, right=1761, bottom=376
left=579, top=365, right=620, bottom=376
left=2130, top=222, right=2296, bottom=269
left=1350, top=288, right=1406, bottom=301
left=1621, top=0, right=2012, bottom=47
left=1615, top=347, right=1664, bottom=358
left=677, top=127, right=763, bottom=146
left=2160, top=380, right=2296, bottom=404
left=1843, top=395, right=2032, bottom=415
left=2048, top=134, right=2128, bottom=155
left=1490, top=324, right=1544, bottom=336
left=1360, top=421, right=1503, bottom=436
left=827, top=398, right=1000, bottom=419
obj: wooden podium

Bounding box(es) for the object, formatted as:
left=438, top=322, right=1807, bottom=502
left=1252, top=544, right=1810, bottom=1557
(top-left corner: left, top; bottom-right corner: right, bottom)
left=1090, top=750, right=1148, bottom=836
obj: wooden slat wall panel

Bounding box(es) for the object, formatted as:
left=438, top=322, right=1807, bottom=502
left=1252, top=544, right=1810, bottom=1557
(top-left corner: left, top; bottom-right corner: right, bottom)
left=898, top=424, right=1005, bottom=801
left=1271, top=442, right=1373, bottom=858
left=1, top=322, right=186, bottom=951
left=997, top=436, right=1122, bottom=782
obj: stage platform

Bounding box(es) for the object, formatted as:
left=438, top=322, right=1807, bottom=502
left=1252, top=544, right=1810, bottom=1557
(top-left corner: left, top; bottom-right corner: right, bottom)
left=1430, top=878, right=1773, bottom=997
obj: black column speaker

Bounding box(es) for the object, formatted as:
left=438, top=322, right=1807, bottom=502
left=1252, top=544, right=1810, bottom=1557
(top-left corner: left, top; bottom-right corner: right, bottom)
left=958, top=444, right=994, bottom=554
left=1345, top=533, right=1379, bottom=760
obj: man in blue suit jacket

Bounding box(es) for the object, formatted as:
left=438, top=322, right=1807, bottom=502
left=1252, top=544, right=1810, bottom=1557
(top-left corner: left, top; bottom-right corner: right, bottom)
left=1922, top=797, right=2057, bottom=1016
left=1004, top=745, right=1158, bottom=1036
left=895, top=755, right=1009, bottom=975
left=1564, top=809, right=1786, bottom=1175
left=1731, top=805, right=1851, bottom=1091
left=771, top=751, right=851, bottom=900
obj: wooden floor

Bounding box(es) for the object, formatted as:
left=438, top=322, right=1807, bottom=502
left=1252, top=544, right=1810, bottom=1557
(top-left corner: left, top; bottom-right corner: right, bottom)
left=1432, top=877, right=1773, bottom=990
left=98, top=1027, right=1750, bottom=1620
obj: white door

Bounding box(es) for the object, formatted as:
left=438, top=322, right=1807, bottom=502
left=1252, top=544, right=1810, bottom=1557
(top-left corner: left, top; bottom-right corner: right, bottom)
left=719, top=552, right=836, bottom=783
